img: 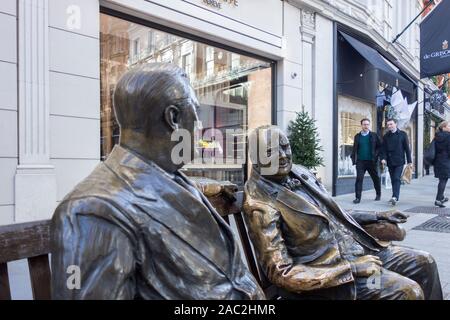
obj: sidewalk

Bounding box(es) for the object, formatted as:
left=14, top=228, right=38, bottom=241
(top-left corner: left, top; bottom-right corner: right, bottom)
left=334, top=174, right=450, bottom=300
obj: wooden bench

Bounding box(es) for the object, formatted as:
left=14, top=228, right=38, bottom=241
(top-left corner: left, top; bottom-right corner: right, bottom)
left=0, top=220, right=51, bottom=300
left=0, top=191, right=277, bottom=300
left=0, top=189, right=404, bottom=300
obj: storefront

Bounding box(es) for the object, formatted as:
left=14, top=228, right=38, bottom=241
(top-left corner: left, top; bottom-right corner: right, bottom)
left=99, top=8, right=275, bottom=188
left=423, top=87, right=449, bottom=175
left=1, top=0, right=298, bottom=225
left=333, top=25, right=419, bottom=196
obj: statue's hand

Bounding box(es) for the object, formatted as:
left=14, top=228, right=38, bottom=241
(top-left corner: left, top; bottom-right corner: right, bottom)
left=190, top=178, right=237, bottom=199
left=220, top=182, right=238, bottom=202
left=350, top=255, right=382, bottom=277
left=376, top=210, right=409, bottom=224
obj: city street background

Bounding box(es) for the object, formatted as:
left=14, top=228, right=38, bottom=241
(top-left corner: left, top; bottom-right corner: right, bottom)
left=335, top=174, right=450, bottom=300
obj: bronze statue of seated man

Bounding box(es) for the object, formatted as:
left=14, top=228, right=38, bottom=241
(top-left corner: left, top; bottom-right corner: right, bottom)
left=243, top=125, right=443, bottom=300
left=50, top=63, right=264, bottom=300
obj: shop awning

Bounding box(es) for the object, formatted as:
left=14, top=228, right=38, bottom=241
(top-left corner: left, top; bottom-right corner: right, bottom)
left=340, top=32, right=414, bottom=94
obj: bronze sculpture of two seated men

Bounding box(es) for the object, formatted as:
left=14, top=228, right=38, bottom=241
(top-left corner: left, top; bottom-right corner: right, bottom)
left=50, top=63, right=443, bottom=300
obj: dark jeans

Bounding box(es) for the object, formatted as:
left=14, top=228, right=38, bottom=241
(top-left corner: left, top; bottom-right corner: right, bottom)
left=436, top=178, right=448, bottom=201
left=355, top=160, right=381, bottom=199
left=388, top=165, right=404, bottom=200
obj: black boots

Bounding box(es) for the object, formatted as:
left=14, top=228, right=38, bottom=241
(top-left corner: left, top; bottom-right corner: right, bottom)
left=435, top=200, right=446, bottom=208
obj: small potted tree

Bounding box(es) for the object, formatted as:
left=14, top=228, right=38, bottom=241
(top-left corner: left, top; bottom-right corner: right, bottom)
left=287, top=108, right=324, bottom=175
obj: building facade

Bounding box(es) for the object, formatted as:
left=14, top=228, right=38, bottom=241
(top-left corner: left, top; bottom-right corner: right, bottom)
left=289, top=0, right=428, bottom=195
left=420, top=0, right=450, bottom=158
left=0, top=0, right=427, bottom=225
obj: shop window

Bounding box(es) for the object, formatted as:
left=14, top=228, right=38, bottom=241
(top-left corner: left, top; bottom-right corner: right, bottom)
left=337, top=94, right=416, bottom=179
left=182, top=53, right=192, bottom=77
left=205, top=46, right=215, bottom=78
left=147, top=31, right=155, bottom=53
left=133, top=38, right=140, bottom=57
left=100, top=14, right=273, bottom=187
left=231, top=53, right=240, bottom=70
left=337, top=95, right=376, bottom=177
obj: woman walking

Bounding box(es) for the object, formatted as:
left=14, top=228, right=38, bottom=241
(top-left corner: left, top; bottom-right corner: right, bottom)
left=433, top=121, right=450, bottom=207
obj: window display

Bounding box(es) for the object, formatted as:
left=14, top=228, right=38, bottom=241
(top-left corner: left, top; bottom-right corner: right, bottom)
left=338, top=95, right=376, bottom=177
left=100, top=14, right=273, bottom=186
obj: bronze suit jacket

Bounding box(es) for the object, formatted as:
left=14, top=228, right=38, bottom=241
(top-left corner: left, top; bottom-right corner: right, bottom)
left=243, top=165, right=387, bottom=299
left=51, top=145, right=264, bottom=300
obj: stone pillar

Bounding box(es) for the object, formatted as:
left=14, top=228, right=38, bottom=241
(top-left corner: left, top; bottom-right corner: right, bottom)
left=276, top=2, right=302, bottom=132
left=15, top=0, right=57, bottom=222
left=300, top=9, right=315, bottom=117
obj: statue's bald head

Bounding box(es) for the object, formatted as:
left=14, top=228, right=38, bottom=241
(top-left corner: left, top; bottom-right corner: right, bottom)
left=113, top=63, right=196, bottom=132
left=112, top=63, right=200, bottom=172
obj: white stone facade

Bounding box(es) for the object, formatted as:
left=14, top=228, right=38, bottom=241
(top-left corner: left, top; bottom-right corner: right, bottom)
left=286, top=0, right=424, bottom=191
left=0, top=0, right=424, bottom=224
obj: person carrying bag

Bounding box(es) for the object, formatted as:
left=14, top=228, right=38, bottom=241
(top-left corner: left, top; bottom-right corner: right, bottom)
left=433, top=121, right=450, bottom=207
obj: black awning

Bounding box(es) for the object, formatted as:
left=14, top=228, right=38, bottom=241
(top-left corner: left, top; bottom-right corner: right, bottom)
left=339, top=32, right=414, bottom=94
left=420, top=0, right=450, bottom=78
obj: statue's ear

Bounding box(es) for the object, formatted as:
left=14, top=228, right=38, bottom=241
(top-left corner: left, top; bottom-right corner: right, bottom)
left=164, top=105, right=180, bottom=131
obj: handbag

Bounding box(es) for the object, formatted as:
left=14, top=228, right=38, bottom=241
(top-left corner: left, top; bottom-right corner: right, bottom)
left=424, top=139, right=436, bottom=165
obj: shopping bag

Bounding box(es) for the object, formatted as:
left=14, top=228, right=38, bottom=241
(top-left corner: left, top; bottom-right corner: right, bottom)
left=381, top=164, right=391, bottom=189
left=401, top=164, right=414, bottom=184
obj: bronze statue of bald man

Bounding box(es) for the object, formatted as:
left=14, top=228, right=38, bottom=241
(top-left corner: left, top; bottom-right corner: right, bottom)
left=243, top=125, right=443, bottom=300
left=51, top=63, right=264, bottom=300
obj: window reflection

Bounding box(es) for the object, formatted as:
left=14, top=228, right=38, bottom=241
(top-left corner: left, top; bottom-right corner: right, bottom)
left=100, top=14, right=272, bottom=186
left=337, top=95, right=376, bottom=177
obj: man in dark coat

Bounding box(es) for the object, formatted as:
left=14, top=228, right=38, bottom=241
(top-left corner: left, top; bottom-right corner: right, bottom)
left=433, top=121, right=450, bottom=207
left=50, top=63, right=264, bottom=300
left=380, top=119, right=413, bottom=206
left=243, top=125, right=443, bottom=300
left=351, top=118, right=382, bottom=204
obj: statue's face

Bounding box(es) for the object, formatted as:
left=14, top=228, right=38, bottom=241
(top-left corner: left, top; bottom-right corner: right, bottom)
left=182, top=85, right=200, bottom=160
left=258, top=129, right=292, bottom=179
left=174, top=81, right=200, bottom=162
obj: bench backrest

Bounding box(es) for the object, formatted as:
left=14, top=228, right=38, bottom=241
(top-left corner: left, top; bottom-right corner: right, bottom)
left=0, top=220, right=51, bottom=300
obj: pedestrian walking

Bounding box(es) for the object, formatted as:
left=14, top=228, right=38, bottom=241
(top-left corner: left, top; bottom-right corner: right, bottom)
left=433, top=121, right=450, bottom=208
left=380, top=119, right=413, bottom=206
left=351, top=118, right=382, bottom=204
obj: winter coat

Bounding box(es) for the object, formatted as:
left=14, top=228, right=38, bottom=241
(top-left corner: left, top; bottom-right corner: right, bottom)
left=434, top=131, right=450, bottom=179
left=381, top=130, right=412, bottom=167
left=351, top=131, right=382, bottom=165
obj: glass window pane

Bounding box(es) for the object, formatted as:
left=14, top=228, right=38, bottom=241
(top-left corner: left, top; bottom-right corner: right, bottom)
left=100, top=14, right=272, bottom=187
left=337, top=95, right=376, bottom=177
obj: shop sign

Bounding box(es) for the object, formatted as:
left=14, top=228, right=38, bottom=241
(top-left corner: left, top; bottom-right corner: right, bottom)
left=420, top=0, right=450, bottom=78
left=201, top=0, right=238, bottom=10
